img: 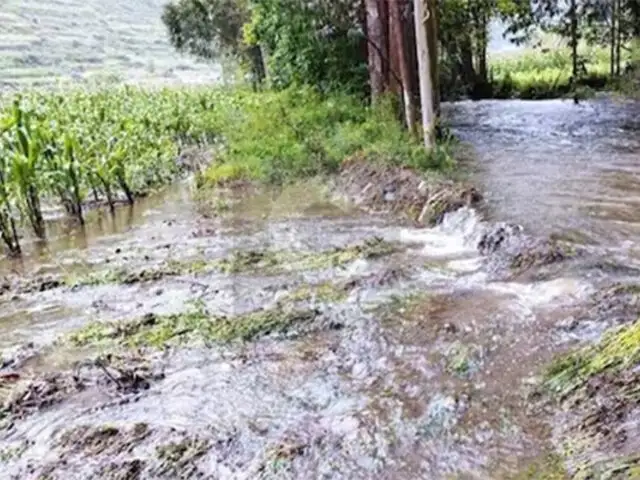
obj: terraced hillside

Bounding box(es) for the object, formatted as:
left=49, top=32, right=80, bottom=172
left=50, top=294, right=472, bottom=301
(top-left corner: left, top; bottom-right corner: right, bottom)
left=0, top=0, right=220, bottom=91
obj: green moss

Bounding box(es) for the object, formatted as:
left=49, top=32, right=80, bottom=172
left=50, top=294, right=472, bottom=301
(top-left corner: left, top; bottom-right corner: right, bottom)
left=68, top=307, right=319, bottom=348
left=544, top=319, right=640, bottom=399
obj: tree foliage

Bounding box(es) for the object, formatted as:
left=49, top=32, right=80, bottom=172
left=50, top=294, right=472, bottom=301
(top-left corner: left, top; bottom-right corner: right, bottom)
left=162, top=0, right=248, bottom=60
left=243, top=0, right=368, bottom=94
left=161, top=0, right=639, bottom=101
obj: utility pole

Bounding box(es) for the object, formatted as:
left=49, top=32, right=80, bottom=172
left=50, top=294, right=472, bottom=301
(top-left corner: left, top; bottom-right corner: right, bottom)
left=414, top=0, right=435, bottom=149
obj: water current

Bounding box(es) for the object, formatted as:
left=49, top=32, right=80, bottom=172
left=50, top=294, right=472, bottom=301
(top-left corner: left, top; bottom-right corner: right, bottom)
left=0, top=97, right=638, bottom=479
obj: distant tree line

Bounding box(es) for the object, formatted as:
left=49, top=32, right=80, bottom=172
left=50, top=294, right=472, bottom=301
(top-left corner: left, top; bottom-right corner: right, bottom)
left=162, top=0, right=640, bottom=148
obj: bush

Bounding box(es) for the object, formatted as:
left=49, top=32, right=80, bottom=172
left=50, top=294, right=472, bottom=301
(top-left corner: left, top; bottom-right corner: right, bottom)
left=488, top=46, right=615, bottom=99
left=201, top=87, right=454, bottom=185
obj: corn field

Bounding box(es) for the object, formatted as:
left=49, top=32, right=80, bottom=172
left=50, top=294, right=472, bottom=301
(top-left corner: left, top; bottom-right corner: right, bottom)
left=0, top=85, right=225, bottom=256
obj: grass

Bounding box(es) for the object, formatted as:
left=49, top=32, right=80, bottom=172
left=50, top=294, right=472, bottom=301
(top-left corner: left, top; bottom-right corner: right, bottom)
left=199, top=87, right=455, bottom=186
left=67, top=307, right=320, bottom=348
left=489, top=46, right=622, bottom=99
left=543, top=318, right=640, bottom=399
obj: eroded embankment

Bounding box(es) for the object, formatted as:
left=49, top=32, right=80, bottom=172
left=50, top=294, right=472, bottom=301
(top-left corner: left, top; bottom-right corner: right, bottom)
left=0, top=158, right=637, bottom=479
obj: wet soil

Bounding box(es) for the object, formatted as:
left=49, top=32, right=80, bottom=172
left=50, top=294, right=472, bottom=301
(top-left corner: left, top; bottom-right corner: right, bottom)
left=1, top=98, right=639, bottom=479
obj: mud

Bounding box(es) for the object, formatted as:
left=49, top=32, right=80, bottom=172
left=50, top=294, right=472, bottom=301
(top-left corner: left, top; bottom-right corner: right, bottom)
left=1, top=351, right=164, bottom=428
left=334, top=155, right=482, bottom=226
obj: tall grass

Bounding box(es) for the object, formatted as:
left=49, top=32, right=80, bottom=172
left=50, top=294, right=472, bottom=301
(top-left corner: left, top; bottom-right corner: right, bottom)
left=489, top=46, right=618, bottom=99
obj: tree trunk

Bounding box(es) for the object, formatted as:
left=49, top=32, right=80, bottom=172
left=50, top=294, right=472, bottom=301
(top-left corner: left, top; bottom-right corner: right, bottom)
left=388, top=1, right=403, bottom=95
left=478, top=11, right=489, bottom=85
left=366, top=0, right=386, bottom=99
left=610, top=0, right=617, bottom=77
left=570, top=0, right=578, bottom=80
left=615, top=0, right=622, bottom=76
left=390, top=0, right=417, bottom=135
left=379, top=0, right=390, bottom=89
left=459, top=36, right=477, bottom=90
left=426, top=0, right=440, bottom=117
left=414, top=0, right=435, bottom=149
left=405, top=1, right=420, bottom=110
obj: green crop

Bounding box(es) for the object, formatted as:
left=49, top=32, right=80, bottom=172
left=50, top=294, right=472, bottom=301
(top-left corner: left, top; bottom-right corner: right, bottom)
left=0, top=85, right=226, bottom=255
left=0, top=82, right=454, bottom=256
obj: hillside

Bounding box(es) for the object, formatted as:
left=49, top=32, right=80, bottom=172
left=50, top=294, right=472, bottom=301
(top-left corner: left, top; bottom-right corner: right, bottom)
left=0, top=0, right=220, bottom=91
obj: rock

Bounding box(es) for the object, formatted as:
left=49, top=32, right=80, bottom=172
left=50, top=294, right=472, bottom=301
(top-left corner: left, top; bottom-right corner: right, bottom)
left=477, top=222, right=523, bottom=255
left=442, top=322, right=458, bottom=334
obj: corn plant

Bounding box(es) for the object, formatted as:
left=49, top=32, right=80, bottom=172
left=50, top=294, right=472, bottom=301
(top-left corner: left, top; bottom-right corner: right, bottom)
left=0, top=85, right=227, bottom=255
left=4, top=100, right=46, bottom=239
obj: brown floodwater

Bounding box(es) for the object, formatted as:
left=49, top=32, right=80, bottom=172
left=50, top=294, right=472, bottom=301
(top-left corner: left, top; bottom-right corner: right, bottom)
left=0, top=97, right=638, bottom=479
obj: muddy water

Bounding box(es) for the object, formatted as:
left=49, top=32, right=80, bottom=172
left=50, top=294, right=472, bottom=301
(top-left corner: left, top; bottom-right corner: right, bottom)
left=0, top=97, right=639, bottom=479
left=445, top=97, right=640, bottom=246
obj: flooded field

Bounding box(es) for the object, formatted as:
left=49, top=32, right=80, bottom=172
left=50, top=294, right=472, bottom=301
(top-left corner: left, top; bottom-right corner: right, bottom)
left=1, top=97, right=639, bottom=479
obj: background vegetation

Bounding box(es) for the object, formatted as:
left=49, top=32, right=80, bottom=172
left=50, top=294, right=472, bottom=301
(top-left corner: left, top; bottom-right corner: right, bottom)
left=162, top=0, right=639, bottom=101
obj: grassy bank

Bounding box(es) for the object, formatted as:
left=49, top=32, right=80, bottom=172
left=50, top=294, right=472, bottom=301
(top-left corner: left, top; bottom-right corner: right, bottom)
left=489, top=47, right=618, bottom=100
left=0, top=85, right=453, bottom=255
left=198, top=87, right=453, bottom=185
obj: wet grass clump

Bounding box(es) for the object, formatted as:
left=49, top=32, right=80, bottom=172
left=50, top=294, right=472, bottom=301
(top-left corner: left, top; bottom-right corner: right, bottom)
left=444, top=341, right=484, bottom=378
left=64, top=258, right=211, bottom=288
left=509, top=241, right=578, bottom=273
left=541, top=318, right=640, bottom=479
left=56, top=423, right=151, bottom=457
left=0, top=353, right=161, bottom=426
left=155, top=436, right=210, bottom=476
left=58, top=238, right=397, bottom=291
left=215, top=237, right=398, bottom=275
left=68, top=307, right=320, bottom=348
left=508, top=453, right=568, bottom=479
left=544, top=319, right=640, bottom=398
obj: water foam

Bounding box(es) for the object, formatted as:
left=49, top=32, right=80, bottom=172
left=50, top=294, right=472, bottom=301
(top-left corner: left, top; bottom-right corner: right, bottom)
left=396, top=207, right=485, bottom=258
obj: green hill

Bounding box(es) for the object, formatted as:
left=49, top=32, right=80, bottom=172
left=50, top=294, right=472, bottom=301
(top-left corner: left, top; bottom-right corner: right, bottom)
left=0, top=0, right=220, bottom=91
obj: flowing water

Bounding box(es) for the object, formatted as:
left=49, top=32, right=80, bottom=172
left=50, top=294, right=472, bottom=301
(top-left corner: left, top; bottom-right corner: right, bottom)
left=0, top=97, right=639, bottom=479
